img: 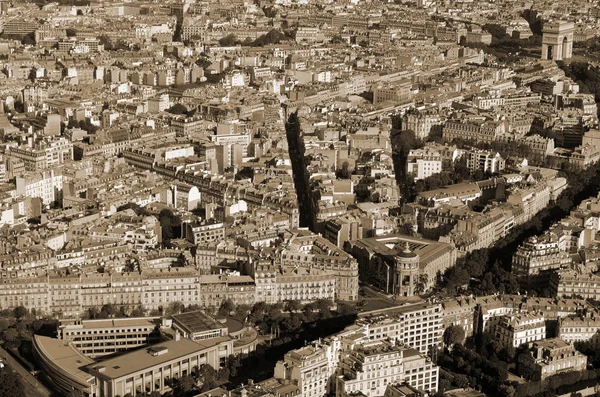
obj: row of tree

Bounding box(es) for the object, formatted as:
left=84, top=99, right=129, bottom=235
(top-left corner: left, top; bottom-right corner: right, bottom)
left=0, top=306, right=58, bottom=349
left=0, top=367, right=26, bottom=397
left=67, top=118, right=99, bottom=134
left=436, top=343, right=510, bottom=396
left=436, top=157, right=600, bottom=298
left=218, top=30, right=288, bottom=48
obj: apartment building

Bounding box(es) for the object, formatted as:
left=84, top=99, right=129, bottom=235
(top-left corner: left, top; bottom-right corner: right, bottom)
left=16, top=169, right=63, bottom=206
left=512, top=234, right=572, bottom=284
left=277, top=233, right=359, bottom=302
left=441, top=297, right=478, bottom=337
left=254, top=263, right=337, bottom=304
left=336, top=341, right=438, bottom=397
left=170, top=116, right=205, bottom=137
left=275, top=339, right=341, bottom=397
left=198, top=275, right=256, bottom=308
left=494, top=313, right=546, bottom=349
left=0, top=269, right=256, bottom=318
left=473, top=294, right=589, bottom=335
left=402, top=110, right=441, bottom=140
left=3, top=19, right=40, bottom=36
left=466, top=150, right=505, bottom=174
left=8, top=138, right=73, bottom=171
left=355, top=302, right=444, bottom=355
left=518, top=338, right=586, bottom=381
left=558, top=310, right=600, bottom=347
left=443, top=119, right=505, bottom=144
left=550, top=269, right=600, bottom=300
left=507, top=183, right=551, bottom=225
left=183, top=220, right=226, bottom=245
left=373, top=80, right=412, bottom=105
left=323, top=214, right=364, bottom=248
left=406, top=147, right=443, bottom=181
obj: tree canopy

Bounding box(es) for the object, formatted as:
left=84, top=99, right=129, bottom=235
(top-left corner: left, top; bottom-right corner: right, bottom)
left=218, top=34, right=238, bottom=47
left=0, top=368, right=26, bottom=397
left=443, top=325, right=466, bottom=346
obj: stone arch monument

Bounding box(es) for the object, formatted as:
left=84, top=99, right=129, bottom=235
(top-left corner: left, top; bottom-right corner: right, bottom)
left=541, top=21, right=574, bottom=61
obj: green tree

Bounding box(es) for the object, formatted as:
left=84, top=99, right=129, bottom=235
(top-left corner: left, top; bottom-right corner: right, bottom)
left=158, top=208, right=181, bottom=244
left=2, top=328, right=20, bottom=348
left=21, top=33, right=35, bottom=46
left=235, top=304, right=252, bottom=318
left=174, top=374, right=196, bottom=395
left=336, top=161, right=351, bottom=179
left=165, top=301, right=185, bottom=316
left=443, top=325, right=466, bottom=346
left=285, top=300, right=302, bottom=313
left=13, top=306, right=28, bottom=320
left=314, top=299, right=333, bottom=319
left=167, top=103, right=188, bottom=115
left=0, top=367, right=26, bottom=397
left=130, top=306, right=146, bottom=317
left=218, top=299, right=236, bottom=316
left=198, top=364, right=218, bottom=391
left=99, top=35, right=113, bottom=51
left=219, top=34, right=238, bottom=46
left=101, top=303, right=121, bottom=318
left=281, top=315, right=302, bottom=332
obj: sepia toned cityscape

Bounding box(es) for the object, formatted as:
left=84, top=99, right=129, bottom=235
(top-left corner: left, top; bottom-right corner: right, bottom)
left=2, top=0, right=600, bottom=397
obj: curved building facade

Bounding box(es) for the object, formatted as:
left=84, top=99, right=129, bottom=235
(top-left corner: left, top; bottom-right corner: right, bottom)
left=33, top=334, right=96, bottom=396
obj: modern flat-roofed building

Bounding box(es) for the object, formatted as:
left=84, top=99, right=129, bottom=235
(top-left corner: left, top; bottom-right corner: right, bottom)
left=33, top=335, right=97, bottom=396
left=406, top=147, right=443, bottom=181
left=417, top=182, right=482, bottom=207
left=87, top=336, right=234, bottom=397
left=58, top=317, right=163, bottom=358
left=171, top=310, right=228, bottom=341
left=355, top=302, right=444, bottom=355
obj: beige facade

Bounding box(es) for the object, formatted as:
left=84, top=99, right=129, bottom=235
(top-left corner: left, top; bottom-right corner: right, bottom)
left=275, top=340, right=340, bottom=397
left=518, top=338, right=586, bottom=381
left=336, top=342, right=438, bottom=396
left=494, top=313, right=546, bottom=349
left=558, top=310, right=600, bottom=347
left=0, top=269, right=256, bottom=318
left=88, top=337, right=234, bottom=397
left=58, top=317, right=163, bottom=358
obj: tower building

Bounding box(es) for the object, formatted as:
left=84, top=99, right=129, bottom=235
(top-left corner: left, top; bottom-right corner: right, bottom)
left=395, top=242, right=420, bottom=297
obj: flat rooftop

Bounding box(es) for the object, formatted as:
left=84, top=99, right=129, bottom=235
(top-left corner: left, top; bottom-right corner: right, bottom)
left=60, top=317, right=161, bottom=330
left=34, top=335, right=96, bottom=385
left=358, top=300, right=435, bottom=319
left=172, top=311, right=226, bottom=334
left=88, top=337, right=231, bottom=379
